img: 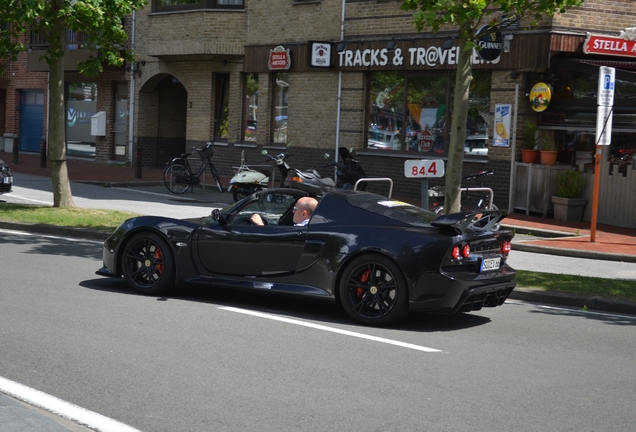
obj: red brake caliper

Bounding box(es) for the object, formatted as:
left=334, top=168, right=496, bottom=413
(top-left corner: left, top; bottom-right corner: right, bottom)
left=356, top=270, right=370, bottom=298
left=154, top=248, right=164, bottom=273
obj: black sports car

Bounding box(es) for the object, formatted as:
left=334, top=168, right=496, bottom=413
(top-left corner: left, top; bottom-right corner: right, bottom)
left=97, top=188, right=516, bottom=326
left=0, top=159, right=12, bottom=194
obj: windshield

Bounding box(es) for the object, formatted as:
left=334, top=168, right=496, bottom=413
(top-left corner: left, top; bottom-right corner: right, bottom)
left=346, top=193, right=437, bottom=226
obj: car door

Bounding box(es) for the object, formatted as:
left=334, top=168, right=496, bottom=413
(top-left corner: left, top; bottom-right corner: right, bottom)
left=195, top=190, right=309, bottom=276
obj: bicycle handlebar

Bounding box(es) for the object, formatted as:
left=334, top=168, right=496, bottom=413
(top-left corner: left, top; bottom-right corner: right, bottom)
left=463, top=169, right=494, bottom=180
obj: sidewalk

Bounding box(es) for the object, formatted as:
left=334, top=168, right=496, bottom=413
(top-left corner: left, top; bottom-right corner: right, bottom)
left=5, top=152, right=636, bottom=261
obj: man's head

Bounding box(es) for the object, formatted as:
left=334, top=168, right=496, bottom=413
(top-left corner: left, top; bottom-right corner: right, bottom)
left=292, top=197, right=318, bottom=225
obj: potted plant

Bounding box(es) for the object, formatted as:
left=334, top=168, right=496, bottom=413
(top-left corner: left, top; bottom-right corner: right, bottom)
left=539, top=131, right=558, bottom=165
left=551, top=169, right=588, bottom=221
left=520, top=121, right=540, bottom=163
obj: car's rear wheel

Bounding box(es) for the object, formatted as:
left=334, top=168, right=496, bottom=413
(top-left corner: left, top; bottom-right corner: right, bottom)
left=122, top=232, right=175, bottom=295
left=339, top=255, right=408, bottom=326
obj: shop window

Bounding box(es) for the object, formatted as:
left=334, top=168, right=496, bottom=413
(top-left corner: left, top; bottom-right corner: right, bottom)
left=66, top=82, right=97, bottom=158
left=214, top=73, right=230, bottom=140
left=153, top=0, right=243, bottom=13
left=367, top=70, right=490, bottom=155
left=272, top=73, right=289, bottom=144
left=243, top=73, right=258, bottom=142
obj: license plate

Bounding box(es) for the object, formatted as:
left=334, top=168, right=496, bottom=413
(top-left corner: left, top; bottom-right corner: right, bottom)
left=1, top=176, right=12, bottom=184
left=480, top=257, right=501, bottom=272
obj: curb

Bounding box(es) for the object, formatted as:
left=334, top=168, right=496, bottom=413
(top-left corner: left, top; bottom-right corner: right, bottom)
left=509, top=288, right=636, bottom=316
left=510, top=242, right=636, bottom=263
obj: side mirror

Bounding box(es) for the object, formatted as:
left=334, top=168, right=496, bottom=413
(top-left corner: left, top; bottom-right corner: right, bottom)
left=211, top=208, right=226, bottom=226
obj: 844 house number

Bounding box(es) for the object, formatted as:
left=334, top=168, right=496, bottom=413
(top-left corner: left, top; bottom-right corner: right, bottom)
left=404, top=159, right=445, bottom=178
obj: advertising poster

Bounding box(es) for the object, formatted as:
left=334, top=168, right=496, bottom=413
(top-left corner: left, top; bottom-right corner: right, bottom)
left=493, top=104, right=511, bottom=147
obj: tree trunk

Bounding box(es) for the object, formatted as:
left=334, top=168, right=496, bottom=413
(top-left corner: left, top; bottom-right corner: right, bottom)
left=443, top=34, right=472, bottom=214
left=49, top=0, right=74, bottom=208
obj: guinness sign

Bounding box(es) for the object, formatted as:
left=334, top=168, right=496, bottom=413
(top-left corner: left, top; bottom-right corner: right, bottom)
left=475, top=25, right=503, bottom=62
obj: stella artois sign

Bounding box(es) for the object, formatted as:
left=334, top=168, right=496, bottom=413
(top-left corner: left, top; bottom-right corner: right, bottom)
left=584, top=29, right=636, bottom=58
left=269, top=45, right=291, bottom=70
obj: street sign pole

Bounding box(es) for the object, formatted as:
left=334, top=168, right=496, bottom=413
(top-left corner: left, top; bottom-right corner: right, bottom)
left=591, top=67, right=615, bottom=242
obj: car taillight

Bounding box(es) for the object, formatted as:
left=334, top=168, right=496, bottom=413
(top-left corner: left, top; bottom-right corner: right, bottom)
left=500, top=241, right=512, bottom=255
left=451, top=244, right=470, bottom=260
left=451, top=246, right=460, bottom=260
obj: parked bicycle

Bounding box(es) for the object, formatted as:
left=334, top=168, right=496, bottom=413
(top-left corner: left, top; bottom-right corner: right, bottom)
left=428, top=170, right=497, bottom=215
left=163, top=141, right=223, bottom=194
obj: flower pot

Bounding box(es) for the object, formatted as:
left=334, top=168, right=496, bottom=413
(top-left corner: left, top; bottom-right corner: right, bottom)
left=551, top=196, right=588, bottom=221
left=540, top=150, right=558, bottom=165
left=521, top=149, right=540, bottom=164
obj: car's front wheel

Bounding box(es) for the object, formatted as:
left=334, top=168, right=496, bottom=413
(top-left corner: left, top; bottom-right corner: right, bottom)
left=339, top=255, right=408, bottom=326
left=122, top=232, right=175, bottom=295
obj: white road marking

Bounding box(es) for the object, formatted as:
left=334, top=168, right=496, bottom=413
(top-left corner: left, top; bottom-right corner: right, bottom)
left=0, top=376, right=143, bottom=432
left=219, top=306, right=442, bottom=353
left=112, top=187, right=198, bottom=200
left=0, top=229, right=103, bottom=244
left=4, top=193, right=52, bottom=205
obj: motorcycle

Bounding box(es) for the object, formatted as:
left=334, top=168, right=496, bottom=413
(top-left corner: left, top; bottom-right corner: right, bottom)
left=262, top=147, right=336, bottom=196
left=228, top=150, right=271, bottom=202
left=324, top=147, right=368, bottom=191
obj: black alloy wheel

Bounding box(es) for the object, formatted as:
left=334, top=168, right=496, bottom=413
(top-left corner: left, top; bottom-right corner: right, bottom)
left=122, top=232, right=175, bottom=295
left=339, top=255, right=408, bottom=326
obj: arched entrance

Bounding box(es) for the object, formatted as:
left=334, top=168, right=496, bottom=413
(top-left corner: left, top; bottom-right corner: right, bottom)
left=137, top=74, right=187, bottom=168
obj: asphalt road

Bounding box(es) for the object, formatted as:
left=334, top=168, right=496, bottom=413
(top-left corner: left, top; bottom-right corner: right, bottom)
left=1, top=230, right=636, bottom=431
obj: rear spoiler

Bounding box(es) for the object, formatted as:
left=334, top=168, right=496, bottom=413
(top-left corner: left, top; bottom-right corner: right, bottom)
left=432, top=210, right=508, bottom=235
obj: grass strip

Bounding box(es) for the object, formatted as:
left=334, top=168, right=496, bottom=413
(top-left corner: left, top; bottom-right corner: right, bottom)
left=516, top=270, right=636, bottom=302
left=0, top=204, right=138, bottom=231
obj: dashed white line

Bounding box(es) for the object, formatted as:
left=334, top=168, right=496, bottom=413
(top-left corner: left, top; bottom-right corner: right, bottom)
left=0, top=376, right=143, bottom=432
left=219, top=306, right=442, bottom=353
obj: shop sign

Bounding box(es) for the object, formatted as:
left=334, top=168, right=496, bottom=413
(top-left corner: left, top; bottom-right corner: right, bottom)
left=419, top=129, right=434, bottom=152
left=529, top=82, right=552, bottom=112
left=309, top=42, right=331, bottom=68
left=493, top=104, right=511, bottom=147
left=337, top=45, right=500, bottom=69
left=269, top=46, right=291, bottom=70
left=475, top=25, right=503, bottom=62
left=583, top=33, right=636, bottom=58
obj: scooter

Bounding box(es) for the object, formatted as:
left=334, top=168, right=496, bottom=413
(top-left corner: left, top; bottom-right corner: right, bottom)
left=228, top=150, right=270, bottom=202
left=324, top=147, right=368, bottom=190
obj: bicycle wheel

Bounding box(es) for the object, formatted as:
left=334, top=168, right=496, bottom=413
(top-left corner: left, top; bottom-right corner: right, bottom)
left=163, top=163, right=191, bottom=194
left=209, top=164, right=224, bottom=193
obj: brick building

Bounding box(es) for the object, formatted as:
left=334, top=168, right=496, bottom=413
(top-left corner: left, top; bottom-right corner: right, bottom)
left=0, top=23, right=131, bottom=162
left=4, top=1, right=636, bottom=227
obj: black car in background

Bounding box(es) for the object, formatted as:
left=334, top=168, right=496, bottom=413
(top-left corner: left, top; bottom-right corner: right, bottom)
left=0, top=159, right=12, bottom=194
left=97, top=188, right=516, bottom=326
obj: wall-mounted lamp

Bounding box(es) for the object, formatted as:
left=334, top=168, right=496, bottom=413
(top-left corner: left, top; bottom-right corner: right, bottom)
left=386, top=39, right=397, bottom=51
left=336, top=42, right=346, bottom=53
left=510, top=71, right=519, bottom=80
left=443, top=37, right=455, bottom=50
left=503, top=34, right=514, bottom=53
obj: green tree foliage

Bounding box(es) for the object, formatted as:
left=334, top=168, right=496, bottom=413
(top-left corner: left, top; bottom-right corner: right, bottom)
left=0, top=0, right=146, bottom=207
left=401, top=0, right=583, bottom=213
